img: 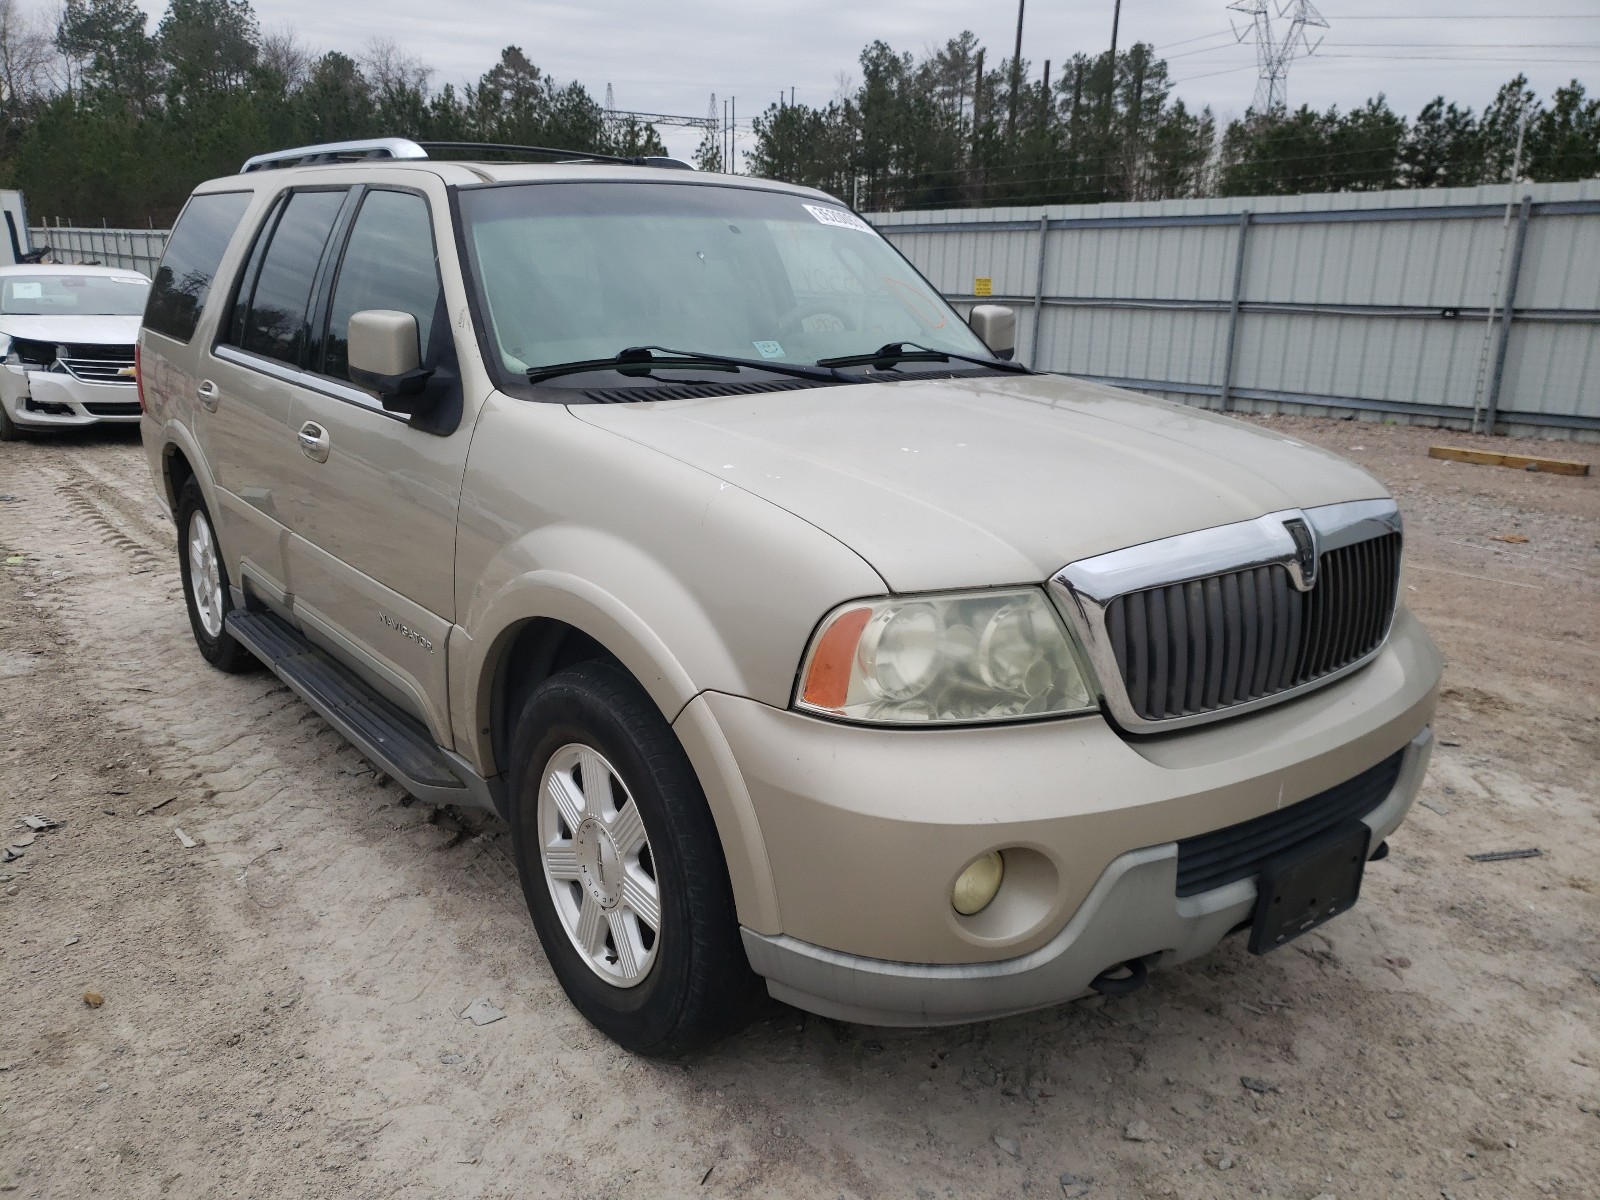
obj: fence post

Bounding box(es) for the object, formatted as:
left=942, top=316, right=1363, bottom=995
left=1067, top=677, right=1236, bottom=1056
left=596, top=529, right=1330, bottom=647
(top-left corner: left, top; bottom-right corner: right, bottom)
left=1484, top=193, right=1533, bottom=436
left=1029, top=214, right=1050, bottom=369
left=1219, top=209, right=1251, bottom=411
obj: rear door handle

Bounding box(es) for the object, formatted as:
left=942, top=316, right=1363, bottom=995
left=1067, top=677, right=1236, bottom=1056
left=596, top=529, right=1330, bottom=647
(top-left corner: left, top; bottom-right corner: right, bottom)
left=297, top=421, right=330, bottom=463
left=196, top=379, right=219, bottom=412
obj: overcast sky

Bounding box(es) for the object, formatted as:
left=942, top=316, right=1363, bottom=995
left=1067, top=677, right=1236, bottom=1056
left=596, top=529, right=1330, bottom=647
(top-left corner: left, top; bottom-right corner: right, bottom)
left=137, top=0, right=1600, bottom=160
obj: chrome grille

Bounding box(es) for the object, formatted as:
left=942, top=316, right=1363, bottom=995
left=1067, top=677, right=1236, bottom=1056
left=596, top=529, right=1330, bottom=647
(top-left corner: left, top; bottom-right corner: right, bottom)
left=1104, top=532, right=1401, bottom=722
left=59, top=344, right=136, bottom=386
left=1051, top=500, right=1405, bottom=731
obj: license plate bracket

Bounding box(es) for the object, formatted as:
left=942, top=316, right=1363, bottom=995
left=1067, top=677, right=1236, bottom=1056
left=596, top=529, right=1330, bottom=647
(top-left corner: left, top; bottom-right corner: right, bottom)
left=1248, top=823, right=1370, bottom=955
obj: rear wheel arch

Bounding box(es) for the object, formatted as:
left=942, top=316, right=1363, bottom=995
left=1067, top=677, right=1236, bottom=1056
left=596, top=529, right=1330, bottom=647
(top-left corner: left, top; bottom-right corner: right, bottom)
left=162, top=443, right=196, bottom=513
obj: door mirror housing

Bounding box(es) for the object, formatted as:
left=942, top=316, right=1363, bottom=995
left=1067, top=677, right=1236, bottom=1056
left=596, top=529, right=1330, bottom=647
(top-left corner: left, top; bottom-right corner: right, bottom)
left=348, top=309, right=433, bottom=412
left=968, top=304, right=1017, bottom=361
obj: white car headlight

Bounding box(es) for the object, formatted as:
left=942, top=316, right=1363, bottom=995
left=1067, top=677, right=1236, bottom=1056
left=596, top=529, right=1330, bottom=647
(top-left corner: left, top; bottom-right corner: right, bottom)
left=795, top=589, right=1096, bottom=725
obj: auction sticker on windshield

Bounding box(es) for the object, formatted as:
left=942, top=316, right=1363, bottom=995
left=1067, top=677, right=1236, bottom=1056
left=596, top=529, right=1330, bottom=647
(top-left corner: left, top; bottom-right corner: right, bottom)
left=803, top=204, right=873, bottom=234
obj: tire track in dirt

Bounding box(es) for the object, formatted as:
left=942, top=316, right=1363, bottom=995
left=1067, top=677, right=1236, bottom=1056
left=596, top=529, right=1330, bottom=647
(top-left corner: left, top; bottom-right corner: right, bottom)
left=49, top=473, right=167, bottom=575
left=5, top=437, right=823, bottom=1199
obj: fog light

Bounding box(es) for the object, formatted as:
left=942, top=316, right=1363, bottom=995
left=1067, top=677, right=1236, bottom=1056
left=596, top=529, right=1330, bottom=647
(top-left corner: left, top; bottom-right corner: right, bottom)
left=951, top=850, right=1004, bottom=915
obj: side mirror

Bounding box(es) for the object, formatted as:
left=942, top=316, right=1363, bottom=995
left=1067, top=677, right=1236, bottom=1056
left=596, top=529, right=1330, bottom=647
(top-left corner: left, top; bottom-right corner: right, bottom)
left=968, top=304, right=1017, bottom=361
left=348, top=309, right=433, bottom=412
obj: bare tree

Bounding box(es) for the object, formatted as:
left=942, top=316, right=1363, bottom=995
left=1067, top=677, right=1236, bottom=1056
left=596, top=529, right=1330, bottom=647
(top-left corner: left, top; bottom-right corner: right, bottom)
left=0, top=0, right=61, bottom=107
left=259, top=24, right=311, bottom=90
left=360, top=35, right=429, bottom=97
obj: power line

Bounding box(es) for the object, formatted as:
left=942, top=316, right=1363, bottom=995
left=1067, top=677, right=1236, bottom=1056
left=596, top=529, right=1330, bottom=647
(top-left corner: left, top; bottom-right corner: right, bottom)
left=1171, top=62, right=1264, bottom=84
left=1318, top=42, right=1600, bottom=49
left=1315, top=53, right=1600, bottom=63
left=1162, top=38, right=1600, bottom=66
left=1334, top=12, right=1600, bottom=17
left=1153, top=29, right=1236, bottom=51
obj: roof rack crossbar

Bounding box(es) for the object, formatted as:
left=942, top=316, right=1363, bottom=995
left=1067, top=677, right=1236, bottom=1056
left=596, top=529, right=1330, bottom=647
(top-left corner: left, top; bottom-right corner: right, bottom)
left=415, top=140, right=636, bottom=164
left=239, top=138, right=694, bottom=174
left=415, top=141, right=691, bottom=170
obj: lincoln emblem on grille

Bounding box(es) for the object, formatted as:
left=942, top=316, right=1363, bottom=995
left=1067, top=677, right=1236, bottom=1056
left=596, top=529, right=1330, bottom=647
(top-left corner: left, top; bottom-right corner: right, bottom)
left=1283, top=517, right=1319, bottom=590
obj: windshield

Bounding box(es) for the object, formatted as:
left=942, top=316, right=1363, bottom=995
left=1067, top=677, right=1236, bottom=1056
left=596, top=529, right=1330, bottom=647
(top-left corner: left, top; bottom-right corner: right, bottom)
left=457, top=182, right=995, bottom=381
left=0, top=273, right=149, bottom=317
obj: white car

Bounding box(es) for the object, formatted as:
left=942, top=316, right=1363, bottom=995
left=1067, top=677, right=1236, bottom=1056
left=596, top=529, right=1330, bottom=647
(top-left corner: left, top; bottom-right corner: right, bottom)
left=0, top=264, right=150, bottom=440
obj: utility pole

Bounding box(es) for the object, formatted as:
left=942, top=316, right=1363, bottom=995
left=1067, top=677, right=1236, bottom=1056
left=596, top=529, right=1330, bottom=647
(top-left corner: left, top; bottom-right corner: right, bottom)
left=1007, top=0, right=1025, bottom=138
left=972, top=48, right=986, bottom=196
left=1105, top=0, right=1122, bottom=114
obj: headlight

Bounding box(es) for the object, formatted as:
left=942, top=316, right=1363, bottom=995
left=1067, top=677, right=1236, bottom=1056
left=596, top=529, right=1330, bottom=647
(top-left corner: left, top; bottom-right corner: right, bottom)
left=795, top=588, right=1096, bottom=724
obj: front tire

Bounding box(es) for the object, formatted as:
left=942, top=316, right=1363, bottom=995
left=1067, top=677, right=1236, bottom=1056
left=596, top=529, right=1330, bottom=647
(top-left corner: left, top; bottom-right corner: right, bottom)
left=508, top=660, right=761, bottom=1056
left=0, top=401, right=22, bottom=442
left=176, top=479, right=251, bottom=673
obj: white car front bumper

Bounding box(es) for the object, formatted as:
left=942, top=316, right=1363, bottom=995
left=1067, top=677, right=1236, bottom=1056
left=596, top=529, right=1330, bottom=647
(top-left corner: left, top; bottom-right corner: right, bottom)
left=1, top=365, right=141, bottom=428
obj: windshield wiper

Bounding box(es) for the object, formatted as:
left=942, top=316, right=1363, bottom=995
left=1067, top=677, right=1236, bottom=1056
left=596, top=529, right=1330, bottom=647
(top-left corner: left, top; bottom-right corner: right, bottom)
left=527, top=345, right=842, bottom=384
left=817, top=342, right=1031, bottom=374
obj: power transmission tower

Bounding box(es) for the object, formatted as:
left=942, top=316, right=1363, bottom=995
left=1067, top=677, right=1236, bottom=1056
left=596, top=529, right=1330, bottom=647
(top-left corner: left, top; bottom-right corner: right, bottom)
left=605, top=83, right=615, bottom=114
left=705, top=93, right=719, bottom=171
left=1228, top=0, right=1328, bottom=113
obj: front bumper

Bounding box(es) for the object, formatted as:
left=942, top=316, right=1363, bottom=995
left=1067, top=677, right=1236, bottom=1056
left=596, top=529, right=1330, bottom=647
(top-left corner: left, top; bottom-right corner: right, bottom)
left=1, top=367, right=141, bottom=428
left=742, top=728, right=1431, bottom=1026
left=682, top=607, right=1441, bottom=1024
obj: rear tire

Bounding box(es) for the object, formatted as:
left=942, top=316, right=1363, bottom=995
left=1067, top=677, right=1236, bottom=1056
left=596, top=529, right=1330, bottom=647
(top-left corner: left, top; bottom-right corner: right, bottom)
left=507, top=660, right=761, bottom=1056
left=176, top=479, right=251, bottom=673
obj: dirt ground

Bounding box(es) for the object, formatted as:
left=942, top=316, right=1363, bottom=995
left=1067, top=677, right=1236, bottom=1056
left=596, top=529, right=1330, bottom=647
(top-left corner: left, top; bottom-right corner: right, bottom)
left=1, top=415, right=1597, bottom=1200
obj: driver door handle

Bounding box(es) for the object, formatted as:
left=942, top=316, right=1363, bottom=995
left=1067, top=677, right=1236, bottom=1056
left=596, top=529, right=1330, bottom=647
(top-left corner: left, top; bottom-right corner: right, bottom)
left=196, top=379, right=219, bottom=412
left=297, top=421, right=330, bottom=463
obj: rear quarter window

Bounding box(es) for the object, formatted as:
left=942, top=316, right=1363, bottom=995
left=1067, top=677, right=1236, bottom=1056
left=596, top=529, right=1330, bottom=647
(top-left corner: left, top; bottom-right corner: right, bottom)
left=144, top=191, right=252, bottom=342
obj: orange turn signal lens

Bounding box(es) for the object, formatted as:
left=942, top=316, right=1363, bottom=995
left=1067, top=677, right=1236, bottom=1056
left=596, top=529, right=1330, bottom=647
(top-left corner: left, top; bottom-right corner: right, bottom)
left=799, top=606, right=871, bottom=710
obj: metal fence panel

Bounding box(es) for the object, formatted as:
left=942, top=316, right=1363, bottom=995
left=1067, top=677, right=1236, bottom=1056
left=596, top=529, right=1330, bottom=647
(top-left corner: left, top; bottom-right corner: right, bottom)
left=872, top=180, right=1600, bottom=437
left=31, top=185, right=1600, bottom=436
left=29, top=225, right=169, bottom=277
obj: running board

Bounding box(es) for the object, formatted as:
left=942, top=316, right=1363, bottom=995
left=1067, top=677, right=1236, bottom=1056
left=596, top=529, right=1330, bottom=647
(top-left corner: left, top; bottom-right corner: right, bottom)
left=226, top=608, right=492, bottom=810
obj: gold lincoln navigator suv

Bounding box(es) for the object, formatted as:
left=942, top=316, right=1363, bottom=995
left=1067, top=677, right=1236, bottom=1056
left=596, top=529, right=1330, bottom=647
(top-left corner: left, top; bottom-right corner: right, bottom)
left=138, top=138, right=1442, bottom=1055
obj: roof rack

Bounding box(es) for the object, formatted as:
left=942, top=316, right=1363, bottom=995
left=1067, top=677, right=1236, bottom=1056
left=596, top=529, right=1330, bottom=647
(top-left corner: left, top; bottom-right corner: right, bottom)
left=239, top=137, right=693, bottom=174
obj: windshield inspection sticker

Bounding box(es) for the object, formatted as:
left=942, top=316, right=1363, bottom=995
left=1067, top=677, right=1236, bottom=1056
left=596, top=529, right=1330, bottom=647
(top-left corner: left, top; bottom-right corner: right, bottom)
left=10, top=282, right=41, bottom=299
left=803, top=204, right=874, bottom=234
left=752, top=340, right=785, bottom=359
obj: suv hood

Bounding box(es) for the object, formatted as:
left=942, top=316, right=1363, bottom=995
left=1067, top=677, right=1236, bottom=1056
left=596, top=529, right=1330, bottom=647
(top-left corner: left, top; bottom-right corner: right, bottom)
left=570, top=373, right=1388, bottom=592
left=0, top=314, right=141, bottom=346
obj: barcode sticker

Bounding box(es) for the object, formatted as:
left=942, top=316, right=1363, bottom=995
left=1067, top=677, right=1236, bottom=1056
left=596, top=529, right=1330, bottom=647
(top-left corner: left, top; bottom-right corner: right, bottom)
left=802, top=204, right=873, bottom=234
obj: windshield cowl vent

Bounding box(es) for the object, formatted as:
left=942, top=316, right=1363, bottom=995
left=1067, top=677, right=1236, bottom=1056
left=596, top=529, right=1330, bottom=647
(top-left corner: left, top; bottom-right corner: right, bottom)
left=581, top=378, right=836, bottom=404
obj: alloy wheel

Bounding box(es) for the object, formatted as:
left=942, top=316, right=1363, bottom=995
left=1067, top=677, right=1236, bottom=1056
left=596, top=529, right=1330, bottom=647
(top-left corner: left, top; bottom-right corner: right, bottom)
left=186, top=509, right=224, bottom=639
left=538, top=743, right=662, bottom=987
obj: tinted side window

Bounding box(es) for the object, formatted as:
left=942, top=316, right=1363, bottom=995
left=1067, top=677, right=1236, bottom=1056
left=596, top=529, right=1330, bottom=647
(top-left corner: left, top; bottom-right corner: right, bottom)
left=323, top=190, right=441, bottom=381
left=237, top=189, right=346, bottom=366
left=144, top=192, right=251, bottom=342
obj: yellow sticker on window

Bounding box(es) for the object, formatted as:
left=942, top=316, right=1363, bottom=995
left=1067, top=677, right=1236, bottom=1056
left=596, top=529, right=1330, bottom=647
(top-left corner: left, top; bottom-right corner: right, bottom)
left=974, top=277, right=993, bottom=297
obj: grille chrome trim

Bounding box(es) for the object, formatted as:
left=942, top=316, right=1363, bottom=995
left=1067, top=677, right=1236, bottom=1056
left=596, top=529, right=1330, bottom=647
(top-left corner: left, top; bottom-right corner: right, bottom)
left=56, top=344, right=137, bottom=386
left=1050, top=499, right=1402, bottom=732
